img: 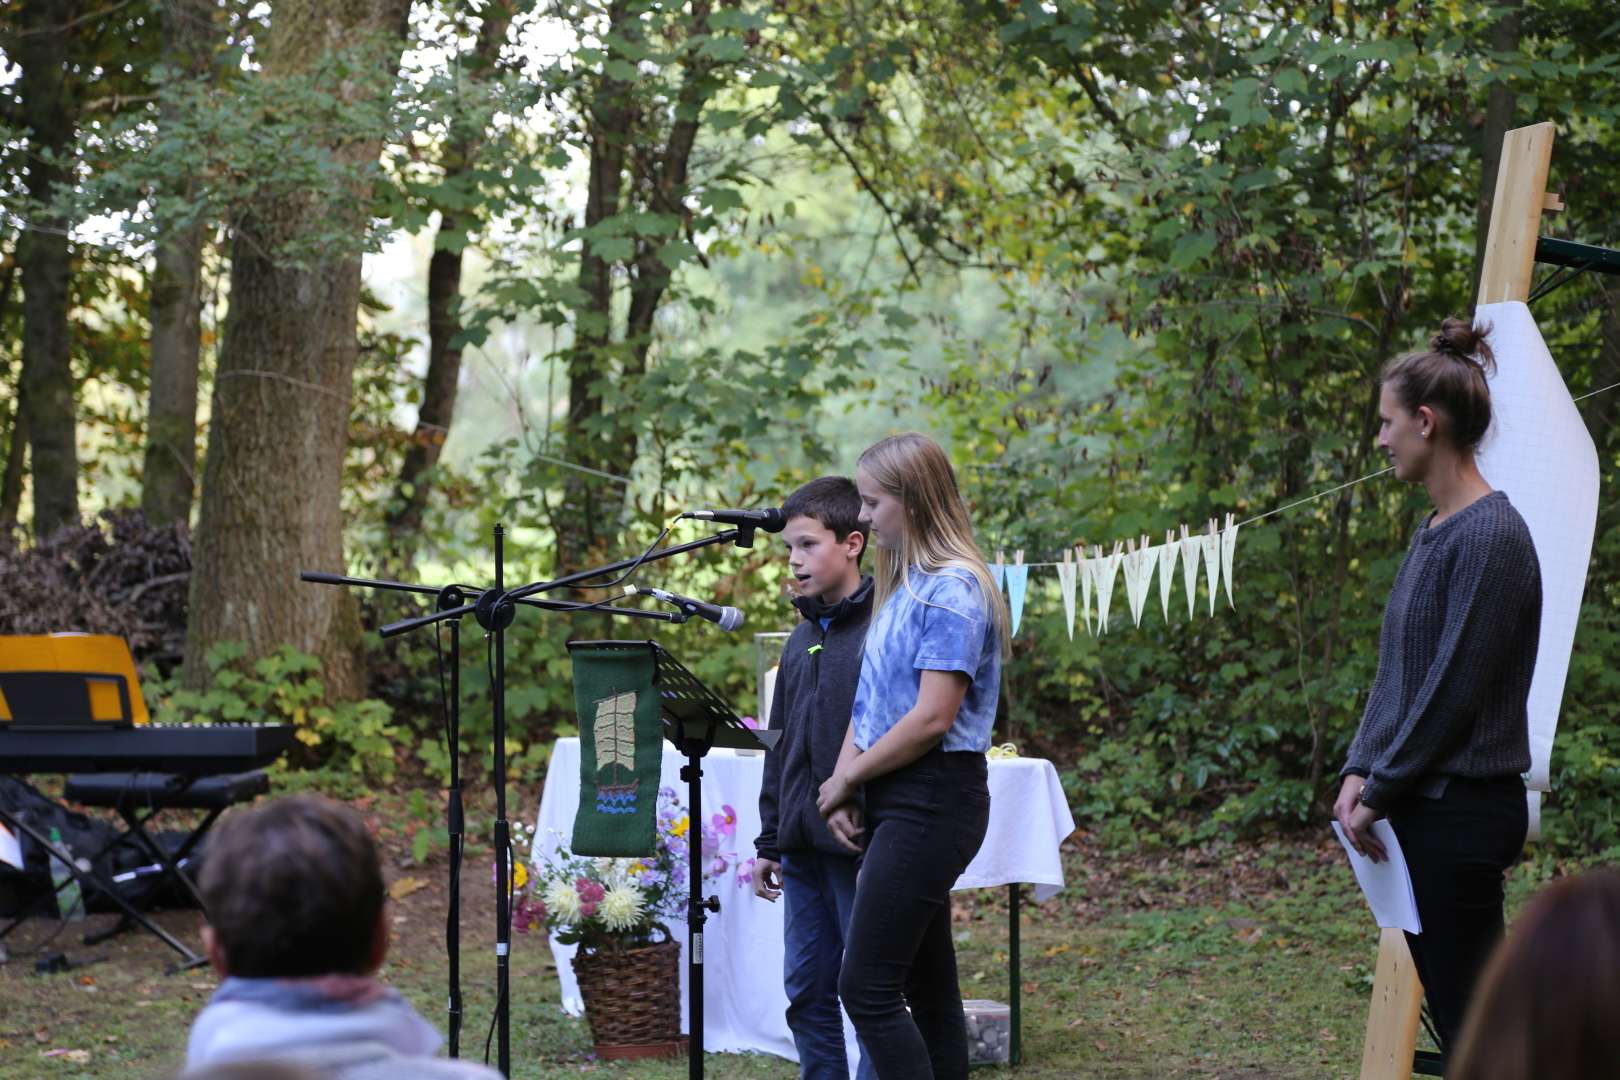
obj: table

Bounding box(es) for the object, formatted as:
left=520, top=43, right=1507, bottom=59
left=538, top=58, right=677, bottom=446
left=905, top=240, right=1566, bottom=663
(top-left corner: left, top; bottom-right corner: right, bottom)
left=532, top=738, right=1075, bottom=1069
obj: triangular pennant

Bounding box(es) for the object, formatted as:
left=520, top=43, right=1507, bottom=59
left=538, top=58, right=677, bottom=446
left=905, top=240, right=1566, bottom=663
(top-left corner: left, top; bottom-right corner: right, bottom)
left=1220, top=512, right=1239, bottom=610
left=1158, top=528, right=1180, bottom=623
left=1094, top=542, right=1122, bottom=634
left=992, top=549, right=1006, bottom=593
left=1077, top=543, right=1094, bottom=636
left=1199, top=520, right=1220, bottom=617
left=1056, top=549, right=1078, bottom=641
left=1005, top=550, right=1030, bottom=637
left=1134, top=538, right=1160, bottom=629
left=1179, top=525, right=1200, bottom=620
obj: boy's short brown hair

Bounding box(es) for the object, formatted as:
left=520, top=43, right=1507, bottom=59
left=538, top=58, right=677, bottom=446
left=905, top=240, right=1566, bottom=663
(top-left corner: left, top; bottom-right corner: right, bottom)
left=199, top=794, right=384, bottom=978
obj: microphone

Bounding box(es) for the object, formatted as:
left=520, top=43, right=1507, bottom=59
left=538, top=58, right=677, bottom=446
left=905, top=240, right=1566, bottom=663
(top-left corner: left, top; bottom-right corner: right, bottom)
left=625, top=585, right=745, bottom=631
left=678, top=506, right=788, bottom=533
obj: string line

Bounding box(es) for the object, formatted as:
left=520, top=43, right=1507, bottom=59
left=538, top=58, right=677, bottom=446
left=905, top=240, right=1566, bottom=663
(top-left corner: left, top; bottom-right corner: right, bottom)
left=997, top=377, right=1617, bottom=568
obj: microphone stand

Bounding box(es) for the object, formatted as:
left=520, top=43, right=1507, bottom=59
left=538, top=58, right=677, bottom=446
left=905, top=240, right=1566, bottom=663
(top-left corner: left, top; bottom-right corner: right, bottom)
left=301, top=520, right=757, bottom=1078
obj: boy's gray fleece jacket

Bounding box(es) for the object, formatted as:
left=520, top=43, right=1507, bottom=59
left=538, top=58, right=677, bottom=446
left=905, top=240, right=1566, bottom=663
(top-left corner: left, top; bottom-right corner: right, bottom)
left=754, top=576, right=873, bottom=864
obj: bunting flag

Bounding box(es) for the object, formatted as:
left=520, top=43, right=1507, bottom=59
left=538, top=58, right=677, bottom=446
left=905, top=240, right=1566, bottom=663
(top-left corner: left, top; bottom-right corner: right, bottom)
left=1199, top=522, right=1220, bottom=617
left=1056, top=549, right=1078, bottom=640
left=1093, top=543, right=1123, bottom=634
left=980, top=510, right=1244, bottom=643
left=1220, top=512, right=1239, bottom=609
left=1179, top=526, right=1201, bottom=621
left=1121, top=537, right=1160, bottom=628
left=1078, top=544, right=1094, bottom=635
left=1005, top=552, right=1030, bottom=637
left=1158, top=528, right=1180, bottom=623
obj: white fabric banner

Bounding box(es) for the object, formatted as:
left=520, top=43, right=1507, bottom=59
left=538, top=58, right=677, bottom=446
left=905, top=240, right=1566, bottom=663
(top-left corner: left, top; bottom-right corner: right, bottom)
left=533, top=738, right=1076, bottom=1061
left=1473, top=301, right=1600, bottom=818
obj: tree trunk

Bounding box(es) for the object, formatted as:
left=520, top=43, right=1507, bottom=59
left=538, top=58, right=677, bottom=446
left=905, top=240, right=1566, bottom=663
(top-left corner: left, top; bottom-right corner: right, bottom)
left=556, top=0, right=712, bottom=571
left=16, top=0, right=79, bottom=541
left=386, top=1, right=513, bottom=566
left=0, top=381, right=26, bottom=528
left=1471, top=0, right=1522, bottom=312
left=142, top=0, right=219, bottom=527
left=557, top=0, right=636, bottom=572
left=183, top=0, right=411, bottom=699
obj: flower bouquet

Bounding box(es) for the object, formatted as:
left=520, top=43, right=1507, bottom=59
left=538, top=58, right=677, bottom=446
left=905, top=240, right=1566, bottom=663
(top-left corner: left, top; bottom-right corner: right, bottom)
left=524, top=787, right=692, bottom=1057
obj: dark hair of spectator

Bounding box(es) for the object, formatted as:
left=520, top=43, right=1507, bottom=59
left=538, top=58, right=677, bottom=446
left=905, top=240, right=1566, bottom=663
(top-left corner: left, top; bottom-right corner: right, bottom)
left=199, top=794, right=385, bottom=978
left=783, top=476, right=865, bottom=553
left=1450, top=869, right=1620, bottom=1080
left=1380, top=317, right=1497, bottom=452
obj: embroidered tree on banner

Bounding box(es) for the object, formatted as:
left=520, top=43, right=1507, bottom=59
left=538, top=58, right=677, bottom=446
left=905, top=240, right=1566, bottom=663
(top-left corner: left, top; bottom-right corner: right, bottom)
left=593, top=691, right=639, bottom=816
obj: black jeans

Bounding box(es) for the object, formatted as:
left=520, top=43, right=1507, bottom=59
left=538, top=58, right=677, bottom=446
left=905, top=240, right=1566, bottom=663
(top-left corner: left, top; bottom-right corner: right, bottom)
left=838, top=748, right=990, bottom=1080
left=1388, top=776, right=1527, bottom=1063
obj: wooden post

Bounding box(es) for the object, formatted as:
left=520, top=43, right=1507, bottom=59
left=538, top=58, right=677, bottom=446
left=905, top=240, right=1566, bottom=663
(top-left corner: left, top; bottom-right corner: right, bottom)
left=1357, top=120, right=1559, bottom=1079
left=1358, top=930, right=1426, bottom=1079
left=1477, top=121, right=1556, bottom=305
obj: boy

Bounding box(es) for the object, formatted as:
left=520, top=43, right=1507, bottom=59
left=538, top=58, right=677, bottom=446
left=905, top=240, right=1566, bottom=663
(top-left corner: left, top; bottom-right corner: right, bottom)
left=185, top=795, right=497, bottom=1080
left=754, top=476, right=876, bottom=1080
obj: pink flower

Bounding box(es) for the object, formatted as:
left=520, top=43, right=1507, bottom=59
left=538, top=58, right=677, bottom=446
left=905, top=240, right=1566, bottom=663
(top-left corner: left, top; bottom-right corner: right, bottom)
left=712, top=805, right=737, bottom=838
left=737, top=858, right=755, bottom=887
left=710, top=855, right=729, bottom=876
left=575, top=878, right=605, bottom=903
left=580, top=900, right=598, bottom=917
left=741, top=715, right=760, bottom=730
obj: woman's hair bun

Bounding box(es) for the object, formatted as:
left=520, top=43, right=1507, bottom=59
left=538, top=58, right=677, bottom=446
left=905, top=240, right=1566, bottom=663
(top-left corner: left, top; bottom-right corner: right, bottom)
left=1430, top=317, right=1496, bottom=376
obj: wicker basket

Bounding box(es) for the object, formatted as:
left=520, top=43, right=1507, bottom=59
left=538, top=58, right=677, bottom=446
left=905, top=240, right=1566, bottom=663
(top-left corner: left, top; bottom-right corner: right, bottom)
left=573, top=937, right=684, bottom=1056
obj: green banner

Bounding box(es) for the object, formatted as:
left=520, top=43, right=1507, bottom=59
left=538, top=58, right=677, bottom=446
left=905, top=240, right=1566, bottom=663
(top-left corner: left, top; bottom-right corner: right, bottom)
left=570, top=644, right=663, bottom=856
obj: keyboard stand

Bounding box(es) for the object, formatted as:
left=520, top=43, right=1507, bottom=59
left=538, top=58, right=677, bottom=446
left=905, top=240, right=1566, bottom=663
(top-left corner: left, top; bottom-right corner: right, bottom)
left=0, top=801, right=206, bottom=971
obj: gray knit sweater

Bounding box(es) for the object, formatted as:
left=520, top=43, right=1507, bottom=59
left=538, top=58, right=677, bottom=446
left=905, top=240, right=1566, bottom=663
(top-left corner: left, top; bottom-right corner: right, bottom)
left=1342, top=491, right=1541, bottom=811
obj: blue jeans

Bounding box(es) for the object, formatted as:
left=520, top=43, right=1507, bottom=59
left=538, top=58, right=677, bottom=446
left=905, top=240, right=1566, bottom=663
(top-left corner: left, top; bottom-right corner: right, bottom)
left=782, top=851, right=875, bottom=1080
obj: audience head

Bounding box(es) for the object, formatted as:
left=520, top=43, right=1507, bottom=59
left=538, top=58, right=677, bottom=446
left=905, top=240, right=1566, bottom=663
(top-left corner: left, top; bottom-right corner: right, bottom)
left=1451, top=868, right=1620, bottom=1080
left=199, top=794, right=387, bottom=979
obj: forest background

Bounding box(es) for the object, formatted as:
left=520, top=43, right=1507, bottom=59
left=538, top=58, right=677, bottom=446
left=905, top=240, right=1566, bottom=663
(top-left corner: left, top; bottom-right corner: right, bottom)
left=2, top=0, right=1619, bottom=862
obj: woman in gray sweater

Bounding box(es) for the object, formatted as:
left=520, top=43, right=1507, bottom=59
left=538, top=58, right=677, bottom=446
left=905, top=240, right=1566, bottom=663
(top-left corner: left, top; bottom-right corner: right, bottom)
left=1335, top=317, right=1542, bottom=1061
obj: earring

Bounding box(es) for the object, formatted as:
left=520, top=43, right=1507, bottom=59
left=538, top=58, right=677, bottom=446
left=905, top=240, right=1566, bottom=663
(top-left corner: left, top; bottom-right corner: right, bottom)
left=1421, top=430, right=1429, bottom=439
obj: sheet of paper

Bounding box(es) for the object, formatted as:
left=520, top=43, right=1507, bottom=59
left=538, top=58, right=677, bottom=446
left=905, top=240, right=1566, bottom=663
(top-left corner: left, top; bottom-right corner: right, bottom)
left=0, top=821, right=22, bottom=870
left=1331, top=821, right=1421, bottom=934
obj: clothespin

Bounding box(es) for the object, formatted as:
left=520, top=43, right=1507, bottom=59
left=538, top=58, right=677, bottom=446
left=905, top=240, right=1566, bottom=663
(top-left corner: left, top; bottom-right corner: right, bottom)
left=1014, top=549, right=1024, bottom=566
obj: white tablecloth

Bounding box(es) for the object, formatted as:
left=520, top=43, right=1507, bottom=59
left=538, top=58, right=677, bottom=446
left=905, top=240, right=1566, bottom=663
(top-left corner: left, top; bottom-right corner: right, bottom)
left=531, top=738, right=1075, bottom=1061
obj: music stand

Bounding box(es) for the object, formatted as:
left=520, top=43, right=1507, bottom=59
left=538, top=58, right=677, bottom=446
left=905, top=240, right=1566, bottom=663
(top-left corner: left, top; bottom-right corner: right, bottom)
left=567, top=640, right=778, bottom=1080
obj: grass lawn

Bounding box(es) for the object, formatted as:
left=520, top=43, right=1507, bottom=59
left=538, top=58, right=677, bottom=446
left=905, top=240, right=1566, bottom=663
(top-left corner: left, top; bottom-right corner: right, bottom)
left=0, top=790, right=1557, bottom=1079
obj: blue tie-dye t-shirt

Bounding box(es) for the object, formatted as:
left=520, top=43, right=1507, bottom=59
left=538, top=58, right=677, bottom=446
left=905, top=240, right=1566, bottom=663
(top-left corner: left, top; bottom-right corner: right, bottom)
left=852, top=566, right=1002, bottom=753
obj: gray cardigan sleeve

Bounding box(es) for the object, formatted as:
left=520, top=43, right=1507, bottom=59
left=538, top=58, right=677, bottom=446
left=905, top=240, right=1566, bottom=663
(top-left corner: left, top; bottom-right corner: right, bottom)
left=1358, top=526, right=1537, bottom=810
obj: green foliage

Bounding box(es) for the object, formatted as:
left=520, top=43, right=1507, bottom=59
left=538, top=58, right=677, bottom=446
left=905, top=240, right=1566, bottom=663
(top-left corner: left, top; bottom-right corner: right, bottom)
left=147, top=642, right=403, bottom=785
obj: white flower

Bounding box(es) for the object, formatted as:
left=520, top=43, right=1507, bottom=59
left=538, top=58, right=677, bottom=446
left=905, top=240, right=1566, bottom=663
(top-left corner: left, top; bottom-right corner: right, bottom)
left=545, top=878, right=582, bottom=922
left=599, top=883, right=646, bottom=932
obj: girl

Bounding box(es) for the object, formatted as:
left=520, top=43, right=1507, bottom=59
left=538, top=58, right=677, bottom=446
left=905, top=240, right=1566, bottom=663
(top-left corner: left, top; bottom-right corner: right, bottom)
left=1336, top=318, right=1542, bottom=1061
left=815, top=432, right=1008, bottom=1080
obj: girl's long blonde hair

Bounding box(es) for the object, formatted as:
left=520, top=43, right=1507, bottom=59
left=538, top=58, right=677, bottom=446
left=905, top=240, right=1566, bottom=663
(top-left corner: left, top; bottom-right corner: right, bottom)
left=858, top=432, right=1011, bottom=657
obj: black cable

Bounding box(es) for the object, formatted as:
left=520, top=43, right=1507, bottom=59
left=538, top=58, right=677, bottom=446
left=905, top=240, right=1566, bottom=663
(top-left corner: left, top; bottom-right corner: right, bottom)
left=434, top=622, right=452, bottom=758
left=560, top=525, right=673, bottom=591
